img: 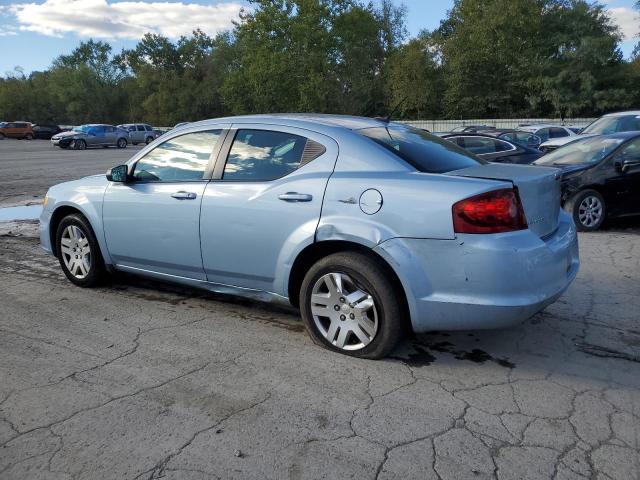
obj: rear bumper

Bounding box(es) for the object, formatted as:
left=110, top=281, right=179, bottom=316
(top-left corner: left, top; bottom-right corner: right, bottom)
left=374, top=210, right=579, bottom=332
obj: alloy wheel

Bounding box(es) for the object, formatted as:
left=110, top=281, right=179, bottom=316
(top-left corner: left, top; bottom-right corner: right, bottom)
left=310, top=272, right=378, bottom=351
left=578, top=195, right=602, bottom=228
left=60, top=225, right=91, bottom=279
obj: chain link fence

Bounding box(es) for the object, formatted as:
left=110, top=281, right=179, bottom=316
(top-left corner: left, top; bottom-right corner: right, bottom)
left=398, top=118, right=596, bottom=132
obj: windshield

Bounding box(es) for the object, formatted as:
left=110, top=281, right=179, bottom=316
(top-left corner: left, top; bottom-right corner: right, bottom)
left=0, top=122, right=5, bottom=128
left=534, top=137, right=624, bottom=166
left=359, top=125, right=485, bottom=173
left=73, top=125, right=90, bottom=133
left=582, top=115, right=640, bottom=135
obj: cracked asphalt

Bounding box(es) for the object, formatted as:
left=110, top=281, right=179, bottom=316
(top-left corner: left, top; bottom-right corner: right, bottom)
left=0, top=139, right=639, bottom=479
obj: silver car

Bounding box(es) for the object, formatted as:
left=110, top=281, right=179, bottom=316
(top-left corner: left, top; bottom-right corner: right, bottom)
left=51, top=124, right=129, bottom=150
left=117, top=123, right=159, bottom=145
left=40, top=115, right=579, bottom=358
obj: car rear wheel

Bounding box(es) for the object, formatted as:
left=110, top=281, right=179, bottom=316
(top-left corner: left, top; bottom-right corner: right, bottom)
left=25, top=133, right=33, bottom=140
left=73, top=139, right=87, bottom=150
left=566, top=189, right=605, bottom=231
left=145, top=137, right=153, bottom=145
left=55, top=214, right=106, bottom=287
left=117, top=138, right=127, bottom=149
left=299, top=252, right=404, bottom=359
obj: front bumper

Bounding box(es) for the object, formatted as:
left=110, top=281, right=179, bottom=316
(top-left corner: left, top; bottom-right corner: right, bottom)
left=374, top=210, right=579, bottom=332
left=51, top=138, right=72, bottom=147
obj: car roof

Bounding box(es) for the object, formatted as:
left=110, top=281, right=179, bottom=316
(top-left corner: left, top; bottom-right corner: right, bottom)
left=519, top=124, right=567, bottom=130
left=188, top=114, right=394, bottom=131
left=602, top=110, right=640, bottom=117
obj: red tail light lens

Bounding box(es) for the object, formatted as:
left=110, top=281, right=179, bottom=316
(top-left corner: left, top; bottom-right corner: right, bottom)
left=453, top=188, right=527, bottom=234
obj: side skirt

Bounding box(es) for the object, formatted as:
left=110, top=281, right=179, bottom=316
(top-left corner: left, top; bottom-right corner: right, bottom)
left=113, top=264, right=293, bottom=307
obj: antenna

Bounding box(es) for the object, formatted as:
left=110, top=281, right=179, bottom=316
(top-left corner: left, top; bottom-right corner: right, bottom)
left=376, top=96, right=408, bottom=123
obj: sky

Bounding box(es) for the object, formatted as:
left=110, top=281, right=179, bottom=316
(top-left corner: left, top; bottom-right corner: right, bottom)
left=0, top=0, right=638, bottom=75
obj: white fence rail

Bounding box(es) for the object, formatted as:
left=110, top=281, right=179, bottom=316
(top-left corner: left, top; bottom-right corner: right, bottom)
left=398, top=118, right=596, bottom=132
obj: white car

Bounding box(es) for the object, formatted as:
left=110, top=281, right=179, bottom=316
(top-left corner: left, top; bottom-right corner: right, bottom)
left=539, top=111, right=640, bottom=153
left=518, top=124, right=576, bottom=145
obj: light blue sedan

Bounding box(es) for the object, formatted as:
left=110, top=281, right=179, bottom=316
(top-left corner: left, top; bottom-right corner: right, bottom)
left=40, top=115, right=579, bottom=358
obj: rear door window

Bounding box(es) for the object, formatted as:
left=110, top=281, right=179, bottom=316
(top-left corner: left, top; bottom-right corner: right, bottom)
left=359, top=126, right=484, bottom=173
left=222, top=129, right=317, bottom=181
left=136, top=125, right=145, bottom=131
left=536, top=128, right=550, bottom=142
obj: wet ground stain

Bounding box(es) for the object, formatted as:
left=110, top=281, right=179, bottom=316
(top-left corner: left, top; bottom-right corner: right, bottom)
left=396, top=334, right=516, bottom=369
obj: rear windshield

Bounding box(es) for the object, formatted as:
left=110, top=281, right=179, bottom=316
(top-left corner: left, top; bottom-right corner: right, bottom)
left=358, top=125, right=485, bottom=173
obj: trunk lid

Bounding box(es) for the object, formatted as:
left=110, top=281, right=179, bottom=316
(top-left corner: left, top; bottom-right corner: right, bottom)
left=448, top=163, right=562, bottom=238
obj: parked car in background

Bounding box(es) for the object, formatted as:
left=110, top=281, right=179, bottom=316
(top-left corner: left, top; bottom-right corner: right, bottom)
left=0, top=121, right=34, bottom=139
left=534, top=132, right=640, bottom=231
left=518, top=124, right=576, bottom=145
left=117, top=123, right=159, bottom=145
left=33, top=124, right=62, bottom=140
left=40, top=115, right=578, bottom=358
left=487, top=129, right=543, bottom=148
left=450, top=125, right=495, bottom=133
left=539, top=111, right=640, bottom=153
left=51, top=124, right=129, bottom=150
left=442, top=133, right=543, bottom=164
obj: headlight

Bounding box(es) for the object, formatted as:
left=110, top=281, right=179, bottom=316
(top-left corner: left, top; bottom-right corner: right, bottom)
left=43, top=195, right=48, bottom=206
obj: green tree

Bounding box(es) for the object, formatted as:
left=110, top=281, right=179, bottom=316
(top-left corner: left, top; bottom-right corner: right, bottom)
left=385, top=33, right=444, bottom=118
left=432, top=0, right=634, bottom=118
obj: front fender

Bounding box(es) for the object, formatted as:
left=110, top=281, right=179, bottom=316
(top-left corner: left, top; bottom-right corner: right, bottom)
left=40, top=177, right=111, bottom=264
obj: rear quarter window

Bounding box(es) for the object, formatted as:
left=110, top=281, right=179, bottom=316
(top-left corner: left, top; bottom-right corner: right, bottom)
left=358, top=126, right=484, bottom=173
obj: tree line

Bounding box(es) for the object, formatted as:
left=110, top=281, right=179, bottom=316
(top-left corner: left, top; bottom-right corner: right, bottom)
left=1, top=0, right=639, bottom=126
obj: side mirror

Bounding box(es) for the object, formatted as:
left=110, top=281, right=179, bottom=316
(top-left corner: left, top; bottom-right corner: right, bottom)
left=106, top=164, right=129, bottom=182
left=615, top=156, right=640, bottom=173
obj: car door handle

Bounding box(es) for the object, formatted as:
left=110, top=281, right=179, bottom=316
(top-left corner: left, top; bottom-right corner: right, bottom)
left=171, top=191, right=197, bottom=200
left=278, top=192, right=313, bottom=202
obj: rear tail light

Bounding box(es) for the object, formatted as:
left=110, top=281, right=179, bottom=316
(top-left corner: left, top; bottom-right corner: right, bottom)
left=453, top=188, right=527, bottom=234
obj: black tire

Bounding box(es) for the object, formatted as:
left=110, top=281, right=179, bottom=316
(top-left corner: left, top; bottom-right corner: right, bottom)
left=299, top=251, right=404, bottom=359
left=74, top=139, right=87, bottom=150
left=0, top=133, right=5, bottom=140
left=117, top=138, right=127, bottom=149
left=565, top=189, right=606, bottom=232
left=145, top=137, right=153, bottom=145
left=25, top=133, right=33, bottom=140
left=55, top=213, right=107, bottom=287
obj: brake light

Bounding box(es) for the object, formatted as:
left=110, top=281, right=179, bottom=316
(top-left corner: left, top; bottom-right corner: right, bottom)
left=453, top=188, right=527, bottom=234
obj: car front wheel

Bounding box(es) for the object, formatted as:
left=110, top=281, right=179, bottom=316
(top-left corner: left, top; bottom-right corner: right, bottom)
left=73, top=139, right=87, bottom=150
left=566, top=189, right=605, bottom=231
left=299, top=252, right=404, bottom=359
left=55, top=214, right=106, bottom=287
left=117, top=138, right=127, bottom=149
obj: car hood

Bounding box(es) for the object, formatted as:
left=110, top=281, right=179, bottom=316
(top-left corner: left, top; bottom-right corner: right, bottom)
left=551, top=163, right=594, bottom=176
left=539, top=133, right=596, bottom=148
left=54, top=130, right=83, bottom=138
